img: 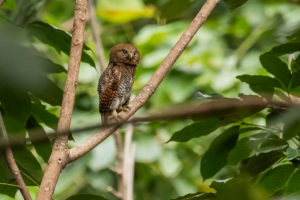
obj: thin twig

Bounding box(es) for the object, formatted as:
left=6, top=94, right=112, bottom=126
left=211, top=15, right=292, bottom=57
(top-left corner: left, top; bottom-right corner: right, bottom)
left=69, top=0, right=221, bottom=163
left=87, top=0, right=106, bottom=72
left=113, top=130, right=124, bottom=197
left=0, top=111, right=32, bottom=200
left=0, top=99, right=294, bottom=149
left=123, top=124, right=135, bottom=200
left=36, top=0, right=88, bottom=199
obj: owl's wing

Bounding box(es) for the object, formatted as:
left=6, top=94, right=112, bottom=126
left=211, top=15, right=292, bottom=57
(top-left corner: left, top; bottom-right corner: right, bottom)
left=99, top=65, right=121, bottom=114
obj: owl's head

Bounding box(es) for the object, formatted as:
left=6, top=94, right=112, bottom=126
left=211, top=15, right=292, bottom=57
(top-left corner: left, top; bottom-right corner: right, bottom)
left=109, top=44, right=140, bottom=66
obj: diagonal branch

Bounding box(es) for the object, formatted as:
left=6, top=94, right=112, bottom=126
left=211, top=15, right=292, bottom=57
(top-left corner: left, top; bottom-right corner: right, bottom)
left=36, top=0, right=88, bottom=199
left=69, top=0, right=220, bottom=162
left=0, top=111, right=32, bottom=200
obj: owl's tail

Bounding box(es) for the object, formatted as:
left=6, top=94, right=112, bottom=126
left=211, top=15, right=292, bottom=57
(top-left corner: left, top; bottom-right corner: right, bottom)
left=101, top=113, right=109, bottom=125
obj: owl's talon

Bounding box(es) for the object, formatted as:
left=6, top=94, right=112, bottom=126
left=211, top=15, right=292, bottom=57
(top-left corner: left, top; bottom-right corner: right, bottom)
left=123, top=105, right=130, bottom=112
left=116, top=105, right=130, bottom=113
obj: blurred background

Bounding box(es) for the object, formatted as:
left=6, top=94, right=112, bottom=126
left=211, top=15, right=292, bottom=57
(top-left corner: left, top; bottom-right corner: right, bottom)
left=1, top=0, right=300, bottom=199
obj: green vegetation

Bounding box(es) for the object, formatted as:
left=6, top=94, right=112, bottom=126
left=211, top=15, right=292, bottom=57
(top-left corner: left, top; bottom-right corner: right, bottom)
left=1, top=0, right=300, bottom=199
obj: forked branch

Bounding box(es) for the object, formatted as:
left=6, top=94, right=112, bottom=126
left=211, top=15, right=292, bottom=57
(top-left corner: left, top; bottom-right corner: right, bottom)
left=36, top=0, right=88, bottom=199
left=69, top=0, right=220, bottom=162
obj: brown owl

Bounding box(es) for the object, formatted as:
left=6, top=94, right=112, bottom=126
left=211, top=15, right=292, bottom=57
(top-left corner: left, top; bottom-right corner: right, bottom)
left=98, top=44, right=140, bottom=123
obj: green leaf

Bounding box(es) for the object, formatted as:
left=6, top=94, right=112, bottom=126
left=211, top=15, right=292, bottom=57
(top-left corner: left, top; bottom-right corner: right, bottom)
left=31, top=100, right=58, bottom=128
left=66, top=194, right=108, bottom=200
left=286, top=147, right=300, bottom=160
left=26, top=21, right=95, bottom=68
left=212, top=179, right=266, bottom=200
left=224, top=0, right=248, bottom=9
left=0, top=88, right=31, bottom=124
left=237, top=75, right=281, bottom=99
left=13, top=147, right=43, bottom=185
left=260, top=53, right=291, bottom=88
left=201, top=126, right=240, bottom=179
left=26, top=116, right=52, bottom=162
left=240, top=151, right=283, bottom=177
left=258, top=164, right=295, bottom=195
left=291, top=55, right=300, bottom=89
left=171, top=192, right=215, bottom=200
left=158, top=0, right=194, bottom=21
left=33, top=55, right=66, bottom=74
left=283, top=118, right=300, bottom=140
left=169, top=118, right=222, bottom=142
left=29, top=77, right=63, bottom=106
left=227, top=137, right=253, bottom=165
left=286, top=170, right=300, bottom=195
left=2, top=0, right=16, bottom=10
left=270, top=42, right=300, bottom=56
left=256, top=137, right=288, bottom=153
left=2, top=114, right=26, bottom=138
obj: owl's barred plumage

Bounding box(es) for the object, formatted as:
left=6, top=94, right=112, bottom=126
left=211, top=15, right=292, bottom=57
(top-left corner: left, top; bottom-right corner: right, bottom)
left=98, top=44, right=140, bottom=123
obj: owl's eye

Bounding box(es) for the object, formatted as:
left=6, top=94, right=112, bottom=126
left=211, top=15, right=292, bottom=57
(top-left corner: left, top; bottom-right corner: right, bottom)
left=133, top=51, right=137, bottom=56
left=122, top=49, right=128, bottom=54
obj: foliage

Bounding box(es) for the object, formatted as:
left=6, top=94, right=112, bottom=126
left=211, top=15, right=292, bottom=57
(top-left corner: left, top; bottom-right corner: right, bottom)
left=1, top=0, right=300, bottom=199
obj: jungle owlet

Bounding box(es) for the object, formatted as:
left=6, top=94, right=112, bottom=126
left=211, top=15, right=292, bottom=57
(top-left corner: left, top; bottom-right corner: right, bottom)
left=98, top=44, right=140, bottom=123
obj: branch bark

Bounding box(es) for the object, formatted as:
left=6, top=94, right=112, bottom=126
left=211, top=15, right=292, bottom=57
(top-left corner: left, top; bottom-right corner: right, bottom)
left=36, top=0, right=87, bottom=199
left=87, top=0, right=106, bottom=72
left=123, top=124, right=135, bottom=200
left=69, top=0, right=220, bottom=162
left=0, top=111, right=32, bottom=200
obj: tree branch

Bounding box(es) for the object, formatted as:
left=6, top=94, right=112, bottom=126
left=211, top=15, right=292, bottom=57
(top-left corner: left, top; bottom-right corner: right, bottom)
left=113, top=130, right=124, bottom=197
left=69, top=0, right=220, bottom=162
left=123, top=124, right=135, bottom=200
left=36, top=0, right=87, bottom=199
left=0, top=111, right=32, bottom=200
left=87, top=0, right=106, bottom=72
left=0, top=98, right=293, bottom=150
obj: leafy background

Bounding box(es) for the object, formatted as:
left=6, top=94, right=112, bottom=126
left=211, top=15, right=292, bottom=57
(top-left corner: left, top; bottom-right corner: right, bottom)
left=1, top=0, right=300, bottom=199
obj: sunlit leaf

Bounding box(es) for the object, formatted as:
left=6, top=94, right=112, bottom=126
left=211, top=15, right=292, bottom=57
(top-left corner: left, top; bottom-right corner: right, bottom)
left=1, top=0, right=16, bottom=10
left=201, top=126, right=240, bottom=179
left=26, top=21, right=95, bottom=68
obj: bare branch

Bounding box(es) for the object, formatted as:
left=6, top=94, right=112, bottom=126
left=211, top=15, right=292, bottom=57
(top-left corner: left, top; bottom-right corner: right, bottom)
left=0, top=111, right=32, bottom=200
left=87, top=0, right=106, bottom=72
left=0, top=99, right=293, bottom=150
left=113, top=130, right=124, bottom=197
left=0, top=0, right=4, bottom=7
left=123, top=124, right=135, bottom=200
left=36, top=0, right=88, bottom=199
left=69, top=0, right=221, bottom=162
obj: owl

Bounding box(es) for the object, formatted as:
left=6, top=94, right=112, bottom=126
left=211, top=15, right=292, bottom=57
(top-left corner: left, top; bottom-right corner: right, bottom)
left=98, top=44, right=140, bottom=123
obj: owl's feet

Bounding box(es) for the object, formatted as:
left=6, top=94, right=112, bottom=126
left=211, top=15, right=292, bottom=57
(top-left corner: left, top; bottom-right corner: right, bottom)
left=108, top=110, right=121, bottom=123
left=117, top=105, right=131, bottom=113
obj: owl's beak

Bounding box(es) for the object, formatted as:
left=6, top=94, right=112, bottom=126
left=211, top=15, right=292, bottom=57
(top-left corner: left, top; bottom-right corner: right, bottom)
left=129, top=52, right=134, bottom=60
